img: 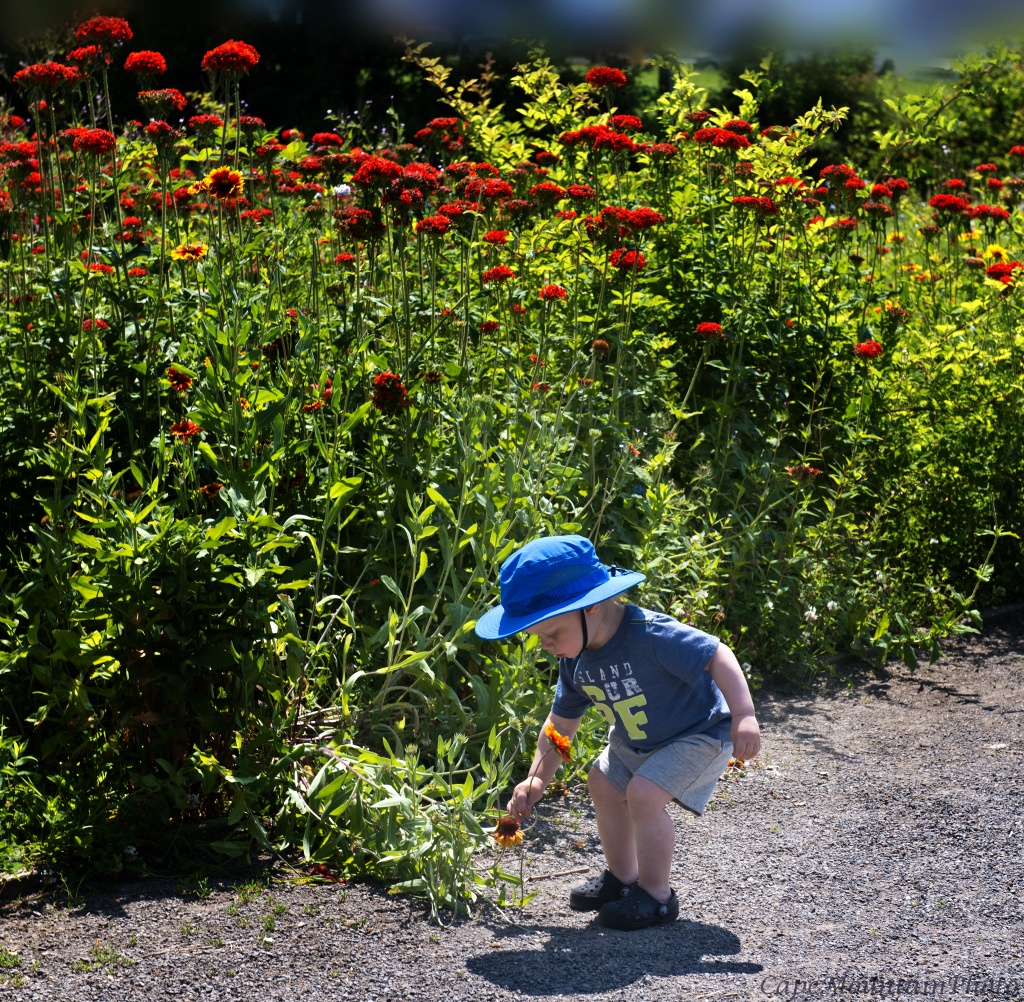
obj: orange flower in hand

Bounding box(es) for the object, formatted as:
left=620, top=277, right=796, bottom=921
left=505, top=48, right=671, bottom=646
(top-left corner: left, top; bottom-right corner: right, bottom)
left=492, top=815, right=524, bottom=848
left=544, top=723, right=572, bottom=764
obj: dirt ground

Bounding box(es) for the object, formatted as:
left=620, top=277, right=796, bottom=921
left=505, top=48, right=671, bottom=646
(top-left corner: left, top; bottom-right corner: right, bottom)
left=1, top=614, right=1021, bottom=1002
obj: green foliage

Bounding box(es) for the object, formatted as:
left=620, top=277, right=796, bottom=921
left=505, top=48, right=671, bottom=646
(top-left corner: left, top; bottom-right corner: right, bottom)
left=0, top=29, right=1021, bottom=920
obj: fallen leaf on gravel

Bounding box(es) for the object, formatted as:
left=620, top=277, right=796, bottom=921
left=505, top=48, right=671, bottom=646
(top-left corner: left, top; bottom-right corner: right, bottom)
left=986, top=743, right=1008, bottom=750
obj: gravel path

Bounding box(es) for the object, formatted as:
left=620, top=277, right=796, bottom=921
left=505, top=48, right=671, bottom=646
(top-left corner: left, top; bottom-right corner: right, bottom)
left=2, top=616, right=1021, bottom=1002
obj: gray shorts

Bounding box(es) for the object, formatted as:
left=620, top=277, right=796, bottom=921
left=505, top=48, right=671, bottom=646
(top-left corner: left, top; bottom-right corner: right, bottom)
left=596, top=731, right=733, bottom=816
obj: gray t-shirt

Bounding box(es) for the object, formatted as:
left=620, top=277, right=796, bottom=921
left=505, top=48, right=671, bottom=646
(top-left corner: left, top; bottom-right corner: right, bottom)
left=551, top=603, right=731, bottom=750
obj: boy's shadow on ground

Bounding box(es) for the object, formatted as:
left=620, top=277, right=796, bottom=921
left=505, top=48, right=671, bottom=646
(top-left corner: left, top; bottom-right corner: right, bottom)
left=467, top=918, right=761, bottom=995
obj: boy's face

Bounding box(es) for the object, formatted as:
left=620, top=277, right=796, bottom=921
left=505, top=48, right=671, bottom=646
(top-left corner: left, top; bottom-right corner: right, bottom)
left=524, top=609, right=584, bottom=660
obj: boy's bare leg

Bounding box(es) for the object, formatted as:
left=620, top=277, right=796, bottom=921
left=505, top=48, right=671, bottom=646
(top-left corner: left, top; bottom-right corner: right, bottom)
left=625, top=775, right=675, bottom=903
left=587, top=766, right=639, bottom=884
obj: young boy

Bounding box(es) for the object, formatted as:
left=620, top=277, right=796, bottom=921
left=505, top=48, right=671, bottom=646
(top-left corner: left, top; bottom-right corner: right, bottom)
left=476, top=534, right=760, bottom=930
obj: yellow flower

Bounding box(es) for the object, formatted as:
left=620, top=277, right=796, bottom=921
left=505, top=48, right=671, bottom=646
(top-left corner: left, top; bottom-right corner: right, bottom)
left=984, top=243, right=1009, bottom=262
left=203, top=166, right=245, bottom=201
left=543, top=722, right=572, bottom=764
left=171, top=242, right=209, bottom=261
left=492, top=815, right=524, bottom=848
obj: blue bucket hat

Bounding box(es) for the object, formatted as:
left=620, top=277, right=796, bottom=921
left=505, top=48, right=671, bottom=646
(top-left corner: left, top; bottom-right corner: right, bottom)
left=475, top=534, right=645, bottom=640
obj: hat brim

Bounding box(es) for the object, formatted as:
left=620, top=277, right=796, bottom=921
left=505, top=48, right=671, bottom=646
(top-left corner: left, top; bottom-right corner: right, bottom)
left=474, top=570, right=646, bottom=640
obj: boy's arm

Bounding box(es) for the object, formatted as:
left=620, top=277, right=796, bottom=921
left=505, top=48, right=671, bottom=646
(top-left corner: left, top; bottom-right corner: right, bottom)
left=506, top=711, right=582, bottom=821
left=707, top=644, right=761, bottom=761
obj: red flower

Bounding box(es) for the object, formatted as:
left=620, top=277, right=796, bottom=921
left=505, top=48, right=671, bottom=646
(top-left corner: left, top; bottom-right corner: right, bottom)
left=975, top=162, right=998, bottom=173
left=124, top=50, right=166, bottom=76
left=870, top=183, right=892, bottom=199
left=593, top=131, right=636, bottom=153
left=853, top=340, right=884, bottom=359
left=830, top=218, right=858, bottom=231
left=685, top=110, right=711, bottom=123
left=609, top=114, right=643, bottom=132
left=167, top=366, right=192, bottom=392
left=819, top=163, right=856, bottom=181
left=529, top=181, right=565, bottom=202
left=128, top=267, right=147, bottom=278
left=89, top=262, right=115, bottom=275
left=483, top=229, right=509, bottom=244
left=482, top=265, right=515, bottom=284
left=144, top=120, right=181, bottom=144
left=532, top=381, right=551, bottom=392
left=591, top=338, right=610, bottom=356
left=351, top=156, right=403, bottom=186
left=985, top=261, right=1023, bottom=283
left=12, top=62, right=81, bottom=91
left=609, top=248, right=646, bottom=273
left=189, top=114, right=224, bottom=133
left=722, top=118, right=752, bottom=134
left=334, top=251, right=355, bottom=265
left=969, top=204, right=1010, bottom=222
left=586, top=66, right=627, bottom=87
left=311, top=132, right=343, bottom=147
left=692, top=127, right=750, bottom=151
left=138, top=88, right=188, bottom=113
left=372, top=371, right=410, bottom=415
left=1008, top=145, right=1024, bottom=156
left=67, top=46, right=109, bottom=67
left=170, top=419, right=202, bottom=440
left=862, top=201, right=894, bottom=218
left=844, top=177, right=866, bottom=190
left=695, top=321, right=724, bottom=339
left=82, top=318, right=109, bottom=330
left=479, top=320, right=500, bottom=334
left=731, top=195, right=778, bottom=216
left=539, top=284, right=567, bottom=301
left=415, top=214, right=450, bottom=236
left=73, top=128, right=116, bottom=156
left=928, top=193, right=970, bottom=213
left=887, top=177, right=910, bottom=195
left=464, top=178, right=514, bottom=201
left=941, top=178, right=966, bottom=190
left=201, top=40, right=260, bottom=75
left=75, top=16, right=133, bottom=46
left=565, top=183, right=596, bottom=202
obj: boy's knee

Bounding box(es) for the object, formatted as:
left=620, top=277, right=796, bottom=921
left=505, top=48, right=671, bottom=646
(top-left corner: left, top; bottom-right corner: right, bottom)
left=588, top=765, right=623, bottom=800
left=625, top=774, right=672, bottom=816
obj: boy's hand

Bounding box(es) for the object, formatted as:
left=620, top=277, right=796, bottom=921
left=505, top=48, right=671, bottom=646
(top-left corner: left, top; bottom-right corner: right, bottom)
left=507, top=777, right=546, bottom=821
left=731, top=713, right=761, bottom=762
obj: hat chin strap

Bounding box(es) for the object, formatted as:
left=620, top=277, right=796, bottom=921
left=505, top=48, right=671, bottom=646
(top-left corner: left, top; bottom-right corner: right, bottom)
left=576, top=607, right=589, bottom=660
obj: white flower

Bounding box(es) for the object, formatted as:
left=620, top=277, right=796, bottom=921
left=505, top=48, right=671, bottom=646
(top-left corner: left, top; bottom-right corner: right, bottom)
left=124, top=845, right=138, bottom=858
left=741, top=661, right=752, bottom=675
left=804, top=607, right=818, bottom=623
left=695, top=589, right=709, bottom=601
left=827, top=600, right=838, bottom=612
left=333, top=183, right=351, bottom=196
left=929, top=538, right=939, bottom=545
left=765, top=599, right=774, bottom=611
left=875, top=570, right=885, bottom=582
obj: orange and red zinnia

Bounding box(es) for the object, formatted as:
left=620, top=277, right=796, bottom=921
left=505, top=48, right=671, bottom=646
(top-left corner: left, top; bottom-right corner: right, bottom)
left=170, top=419, right=202, bottom=441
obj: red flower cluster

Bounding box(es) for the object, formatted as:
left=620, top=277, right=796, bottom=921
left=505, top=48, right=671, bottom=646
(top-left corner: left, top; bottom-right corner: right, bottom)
left=202, top=40, right=260, bottom=75
left=483, top=229, right=509, bottom=244
left=67, top=46, right=109, bottom=67
left=731, top=195, right=779, bottom=215
left=585, top=66, right=627, bottom=88
left=311, top=132, right=343, bottom=147
left=372, top=371, right=410, bottom=415
left=124, top=50, right=166, bottom=75
left=693, top=127, right=751, bottom=151
left=529, top=181, right=566, bottom=202
left=928, top=193, right=970, bottom=214
left=853, top=340, right=884, bottom=359
left=609, top=248, right=646, bottom=273
left=539, top=284, right=567, bottom=301
left=138, top=88, right=188, bottom=113
left=695, top=321, right=724, bottom=339
left=351, top=156, right=403, bottom=187
left=415, top=214, right=450, bottom=236
left=985, top=261, right=1023, bottom=283
left=75, top=16, right=133, bottom=46
left=82, top=318, right=109, bottom=330
left=786, top=464, right=822, bottom=482
left=969, top=204, right=1010, bottom=223
left=819, top=164, right=856, bottom=182
left=479, top=320, right=500, bottom=334
left=12, top=62, right=81, bottom=91
left=609, top=114, right=643, bottom=132
left=73, top=128, right=116, bottom=156
left=482, top=265, right=515, bottom=284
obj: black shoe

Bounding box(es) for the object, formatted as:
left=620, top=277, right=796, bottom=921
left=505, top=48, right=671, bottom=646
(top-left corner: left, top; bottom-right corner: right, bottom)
left=598, top=884, right=679, bottom=930
left=568, top=869, right=635, bottom=911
